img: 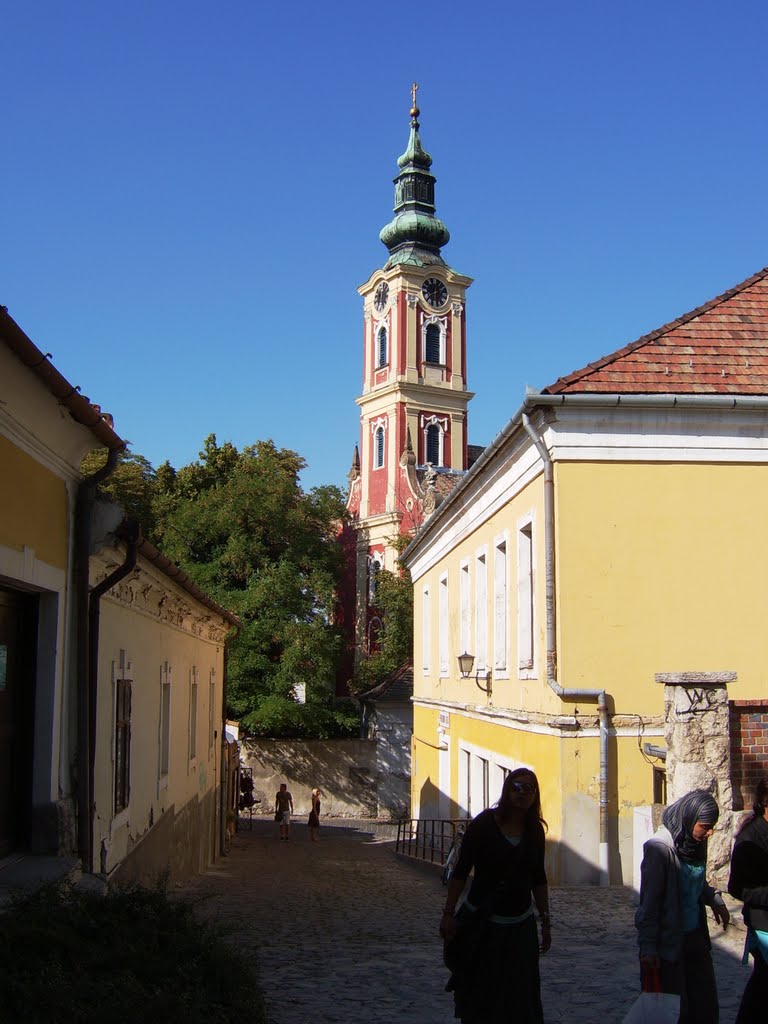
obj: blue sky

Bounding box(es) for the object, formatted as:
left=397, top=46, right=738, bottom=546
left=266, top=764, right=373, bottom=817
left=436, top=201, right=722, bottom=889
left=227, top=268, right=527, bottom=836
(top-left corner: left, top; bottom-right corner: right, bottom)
left=4, top=2, right=768, bottom=491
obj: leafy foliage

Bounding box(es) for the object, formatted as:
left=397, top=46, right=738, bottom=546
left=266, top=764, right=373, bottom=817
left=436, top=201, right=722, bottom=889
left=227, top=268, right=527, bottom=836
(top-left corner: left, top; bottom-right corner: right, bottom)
left=352, top=565, right=413, bottom=694
left=0, top=880, right=263, bottom=1024
left=82, top=434, right=364, bottom=736
left=81, top=447, right=159, bottom=541
left=152, top=436, right=356, bottom=737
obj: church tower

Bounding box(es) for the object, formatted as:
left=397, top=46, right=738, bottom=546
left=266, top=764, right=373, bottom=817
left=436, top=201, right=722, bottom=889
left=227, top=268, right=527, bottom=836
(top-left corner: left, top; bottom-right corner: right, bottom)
left=344, top=86, right=474, bottom=669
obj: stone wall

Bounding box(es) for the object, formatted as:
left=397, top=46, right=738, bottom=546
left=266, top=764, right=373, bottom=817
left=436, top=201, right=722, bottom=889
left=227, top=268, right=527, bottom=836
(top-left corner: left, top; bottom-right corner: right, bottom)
left=657, top=671, right=736, bottom=885
left=730, top=699, right=768, bottom=811
left=241, top=738, right=388, bottom=819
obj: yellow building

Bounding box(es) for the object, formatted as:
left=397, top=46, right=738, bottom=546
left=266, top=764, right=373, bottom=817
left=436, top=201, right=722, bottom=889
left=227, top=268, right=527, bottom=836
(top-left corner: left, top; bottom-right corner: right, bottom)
left=401, top=266, right=768, bottom=885
left=1, top=308, right=237, bottom=882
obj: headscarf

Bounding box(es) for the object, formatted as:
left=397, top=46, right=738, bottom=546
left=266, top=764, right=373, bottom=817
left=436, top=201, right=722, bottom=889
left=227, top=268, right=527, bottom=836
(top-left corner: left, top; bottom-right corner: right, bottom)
left=662, top=789, right=719, bottom=864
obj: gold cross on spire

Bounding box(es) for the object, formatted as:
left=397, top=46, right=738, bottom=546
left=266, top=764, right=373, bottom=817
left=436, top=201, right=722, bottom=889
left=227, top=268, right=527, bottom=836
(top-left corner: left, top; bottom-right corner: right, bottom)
left=410, top=81, right=420, bottom=117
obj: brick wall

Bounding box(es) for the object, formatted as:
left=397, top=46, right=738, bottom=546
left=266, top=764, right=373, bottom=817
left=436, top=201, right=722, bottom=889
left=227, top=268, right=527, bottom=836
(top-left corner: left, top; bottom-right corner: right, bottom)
left=730, top=699, right=768, bottom=810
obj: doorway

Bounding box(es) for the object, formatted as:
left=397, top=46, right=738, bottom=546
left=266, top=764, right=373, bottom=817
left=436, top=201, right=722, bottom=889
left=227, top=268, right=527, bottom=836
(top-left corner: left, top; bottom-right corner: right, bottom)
left=0, top=588, right=37, bottom=856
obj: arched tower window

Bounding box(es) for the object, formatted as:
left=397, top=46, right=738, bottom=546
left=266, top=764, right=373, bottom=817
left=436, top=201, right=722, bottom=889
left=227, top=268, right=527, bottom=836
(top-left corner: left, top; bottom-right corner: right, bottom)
left=367, top=616, right=383, bottom=654
left=369, top=558, right=382, bottom=602
left=374, top=426, right=385, bottom=469
left=377, top=326, right=388, bottom=367
left=425, top=322, right=441, bottom=363
left=426, top=423, right=441, bottom=466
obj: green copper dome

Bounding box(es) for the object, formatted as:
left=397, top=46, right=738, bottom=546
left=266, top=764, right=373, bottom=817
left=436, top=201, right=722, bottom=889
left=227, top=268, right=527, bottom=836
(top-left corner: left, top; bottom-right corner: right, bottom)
left=380, top=95, right=450, bottom=268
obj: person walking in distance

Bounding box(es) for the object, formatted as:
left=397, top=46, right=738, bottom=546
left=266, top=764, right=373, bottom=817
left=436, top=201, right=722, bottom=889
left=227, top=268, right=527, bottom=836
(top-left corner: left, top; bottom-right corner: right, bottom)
left=728, top=777, right=768, bottom=1023
left=439, top=767, right=551, bottom=1024
left=275, top=783, right=293, bottom=842
left=308, top=787, right=322, bottom=842
left=635, top=789, right=729, bottom=1024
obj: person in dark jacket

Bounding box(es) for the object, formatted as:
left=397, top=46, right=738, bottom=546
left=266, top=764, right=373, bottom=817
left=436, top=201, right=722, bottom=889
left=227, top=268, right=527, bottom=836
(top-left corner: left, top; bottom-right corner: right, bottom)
left=728, top=777, right=768, bottom=1023
left=634, top=789, right=730, bottom=1024
left=439, top=768, right=550, bottom=1024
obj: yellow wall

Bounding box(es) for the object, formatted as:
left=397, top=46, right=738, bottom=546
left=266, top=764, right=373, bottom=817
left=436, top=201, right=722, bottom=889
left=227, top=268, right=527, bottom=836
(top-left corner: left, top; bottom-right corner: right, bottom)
left=0, top=435, right=69, bottom=569
left=556, top=461, right=768, bottom=709
left=94, top=594, right=226, bottom=877
left=412, top=473, right=559, bottom=716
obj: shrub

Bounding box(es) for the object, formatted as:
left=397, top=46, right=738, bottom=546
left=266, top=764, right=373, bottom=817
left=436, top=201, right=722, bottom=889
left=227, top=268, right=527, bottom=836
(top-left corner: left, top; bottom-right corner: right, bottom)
left=0, top=879, right=264, bottom=1024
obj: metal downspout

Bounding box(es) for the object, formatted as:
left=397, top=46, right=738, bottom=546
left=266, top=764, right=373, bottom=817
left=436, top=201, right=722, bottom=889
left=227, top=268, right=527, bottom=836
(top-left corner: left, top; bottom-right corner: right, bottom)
left=75, top=450, right=120, bottom=870
left=521, top=413, right=610, bottom=886
left=86, top=519, right=141, bottom=873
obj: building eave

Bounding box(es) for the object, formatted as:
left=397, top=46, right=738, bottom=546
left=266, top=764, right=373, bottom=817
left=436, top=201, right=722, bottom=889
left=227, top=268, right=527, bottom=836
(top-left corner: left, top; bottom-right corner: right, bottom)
left=399, top=391, right=768, bottom=568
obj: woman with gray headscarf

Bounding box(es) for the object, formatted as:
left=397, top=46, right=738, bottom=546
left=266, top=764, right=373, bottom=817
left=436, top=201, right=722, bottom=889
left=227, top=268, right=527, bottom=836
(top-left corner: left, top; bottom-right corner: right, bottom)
left=635, top=789, right=730, bottom=1023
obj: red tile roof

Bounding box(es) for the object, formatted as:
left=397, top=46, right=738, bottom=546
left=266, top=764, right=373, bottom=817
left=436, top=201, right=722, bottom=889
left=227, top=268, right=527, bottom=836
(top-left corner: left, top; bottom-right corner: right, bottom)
left=544, top=267, right=768, bottom=395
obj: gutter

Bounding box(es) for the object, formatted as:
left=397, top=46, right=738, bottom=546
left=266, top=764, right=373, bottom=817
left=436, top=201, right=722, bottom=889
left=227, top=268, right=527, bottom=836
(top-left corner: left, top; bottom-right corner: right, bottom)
left=85, top=518, right=142, bottom=873
left=520, top=413, right=610, bottom=887
left=75, top=451, right=122, bottom=871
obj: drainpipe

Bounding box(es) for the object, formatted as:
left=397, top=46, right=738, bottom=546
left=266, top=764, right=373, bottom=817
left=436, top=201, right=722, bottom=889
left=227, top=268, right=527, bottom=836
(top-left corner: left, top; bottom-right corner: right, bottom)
left=521, top=413, right=610, bottom=886
left=75, top=450, right=121, bottom=870
left=85, top=518, right=141, bottom=873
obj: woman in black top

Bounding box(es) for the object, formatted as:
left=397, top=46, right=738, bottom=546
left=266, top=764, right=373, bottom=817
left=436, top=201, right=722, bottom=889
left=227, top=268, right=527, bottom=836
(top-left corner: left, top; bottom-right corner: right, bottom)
left=439, top=768, right=550, bottom=1023
left=728, top=777, right=768, bottom=1023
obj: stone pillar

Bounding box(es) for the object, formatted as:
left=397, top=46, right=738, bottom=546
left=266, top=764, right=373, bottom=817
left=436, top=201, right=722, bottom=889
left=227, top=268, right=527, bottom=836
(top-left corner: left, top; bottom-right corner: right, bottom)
left=655, top=671, right=737, bottom=885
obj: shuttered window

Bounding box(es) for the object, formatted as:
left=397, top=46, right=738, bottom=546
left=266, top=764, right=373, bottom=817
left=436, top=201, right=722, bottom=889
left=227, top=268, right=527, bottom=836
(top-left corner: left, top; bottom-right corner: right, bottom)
left=378, top=326, right=387, bottom=367
left=425, top=322, right=441, bottom=363
left=115, top=678, right=131, bottom=813
left=374, top=426, right=385, bottom=468
left=426, top=423, right=441, bottom=465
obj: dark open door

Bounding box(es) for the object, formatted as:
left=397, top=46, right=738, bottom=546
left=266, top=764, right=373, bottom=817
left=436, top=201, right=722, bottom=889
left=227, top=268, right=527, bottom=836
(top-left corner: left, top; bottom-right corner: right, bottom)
left=0, top=589, right=36, bottom=857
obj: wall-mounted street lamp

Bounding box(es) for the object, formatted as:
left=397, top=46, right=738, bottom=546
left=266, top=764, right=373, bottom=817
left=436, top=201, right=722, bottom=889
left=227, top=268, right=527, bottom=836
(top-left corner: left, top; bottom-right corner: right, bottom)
left=457, top=651, right=492, bottom=704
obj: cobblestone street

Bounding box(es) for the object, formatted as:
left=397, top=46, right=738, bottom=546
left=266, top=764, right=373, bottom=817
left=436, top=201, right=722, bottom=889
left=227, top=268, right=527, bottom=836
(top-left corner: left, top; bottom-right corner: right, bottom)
left=179, top=819, right=749, bottom=1024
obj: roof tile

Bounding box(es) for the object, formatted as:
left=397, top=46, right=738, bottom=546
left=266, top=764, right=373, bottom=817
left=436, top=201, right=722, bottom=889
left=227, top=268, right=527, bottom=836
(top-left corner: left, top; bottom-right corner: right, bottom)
left=545, top=267, right=768, bottom=395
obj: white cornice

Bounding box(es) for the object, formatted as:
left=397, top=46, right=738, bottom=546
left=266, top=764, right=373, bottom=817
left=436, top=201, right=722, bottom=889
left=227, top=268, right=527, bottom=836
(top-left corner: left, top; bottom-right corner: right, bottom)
left=404, top=399, right=768, bottom=575
left=412, top=696, right=664, bottom=739
left=0, top=406, right=84, bottom=482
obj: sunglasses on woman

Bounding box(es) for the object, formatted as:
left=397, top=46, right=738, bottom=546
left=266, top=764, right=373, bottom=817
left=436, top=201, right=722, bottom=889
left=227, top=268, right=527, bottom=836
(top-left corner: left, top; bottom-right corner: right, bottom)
left=510, top=781, right=536, bottom=794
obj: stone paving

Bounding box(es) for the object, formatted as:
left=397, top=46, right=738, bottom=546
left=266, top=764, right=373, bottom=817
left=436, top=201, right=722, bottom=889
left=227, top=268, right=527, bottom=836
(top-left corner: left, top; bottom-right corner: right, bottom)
left=178, top=818, right=750, bottom=1023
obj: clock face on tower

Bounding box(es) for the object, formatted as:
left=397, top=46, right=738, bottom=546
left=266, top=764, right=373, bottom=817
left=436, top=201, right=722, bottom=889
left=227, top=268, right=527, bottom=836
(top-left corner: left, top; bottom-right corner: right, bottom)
left=374, top=282, right=389, bottom=312
left=422, top=277, right=448, bottom=309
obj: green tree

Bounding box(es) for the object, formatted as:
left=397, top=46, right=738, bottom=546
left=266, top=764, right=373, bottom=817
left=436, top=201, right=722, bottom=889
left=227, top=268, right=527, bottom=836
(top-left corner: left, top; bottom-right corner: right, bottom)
left=81, top=447, right=159, bottom=541
left=352, top=564, right=413, bottom=694
left=158, top=436, right=357, bottom=737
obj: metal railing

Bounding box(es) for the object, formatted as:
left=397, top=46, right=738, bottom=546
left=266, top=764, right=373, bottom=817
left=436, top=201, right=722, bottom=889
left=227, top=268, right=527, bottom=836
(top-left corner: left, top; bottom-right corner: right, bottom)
left=396, top=818, right=466, bottom=866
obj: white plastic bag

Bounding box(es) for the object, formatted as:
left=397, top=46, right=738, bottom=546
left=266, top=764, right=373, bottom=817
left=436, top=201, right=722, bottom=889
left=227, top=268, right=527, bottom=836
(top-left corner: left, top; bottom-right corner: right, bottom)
left=622, top=990, right=680, bottom=1024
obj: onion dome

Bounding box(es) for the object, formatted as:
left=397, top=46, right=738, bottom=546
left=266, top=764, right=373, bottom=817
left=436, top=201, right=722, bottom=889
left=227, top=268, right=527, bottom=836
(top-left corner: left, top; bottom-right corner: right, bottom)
left=379, top=87, right=450, bottom=268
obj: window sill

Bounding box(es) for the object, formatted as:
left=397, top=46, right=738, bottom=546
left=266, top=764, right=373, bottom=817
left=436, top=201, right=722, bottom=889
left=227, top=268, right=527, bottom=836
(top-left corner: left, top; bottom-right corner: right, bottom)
left=518, top=668, right=537, bottom=680
left=112, top=807, right=129, bottom=829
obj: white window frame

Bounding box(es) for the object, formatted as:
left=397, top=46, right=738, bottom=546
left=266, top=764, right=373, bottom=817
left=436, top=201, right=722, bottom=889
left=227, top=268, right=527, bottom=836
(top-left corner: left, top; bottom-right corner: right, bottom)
left=420, top=413, right=448, bottom=468
left=189, top=666, right=198, bottom=765
left=422, top=585, right=431, bottom=675
left=493, top=533, right=510, bottom=676
left=112, top=649, right=132, bottom=824
left=518, top=515, right=536, bottom=677
left=421, top=314, right=447, bottom=365
left=159, top=661, right=172, bottom=788
left=376, top=322, right=388, bottom=368
left=369, top=556, right=382, bottom=602
left=457, top=739, right=531, bottom=819
left=459, top=560, right=471, bottom=657
left=208, top=668, right=216, bottom=753
left=438, top=572, right=449, bottom=677
left=371, top=416, right=387, bottom=470
left=475, top=547, right=488, bottom=673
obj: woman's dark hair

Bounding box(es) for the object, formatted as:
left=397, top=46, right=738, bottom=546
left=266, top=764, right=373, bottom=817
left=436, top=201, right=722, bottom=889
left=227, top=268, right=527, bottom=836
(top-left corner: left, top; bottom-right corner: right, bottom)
left=753, top=778, right=768, bottom=819
left=497, top=767, right=548, bottom=836
left=736, top=778, right=768, bottom=834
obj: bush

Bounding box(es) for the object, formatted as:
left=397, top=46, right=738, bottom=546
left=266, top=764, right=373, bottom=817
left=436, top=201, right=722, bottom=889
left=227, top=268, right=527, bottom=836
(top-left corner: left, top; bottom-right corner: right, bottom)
left=0, top=879, right=264, bottom=1024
